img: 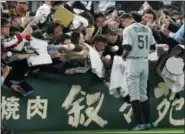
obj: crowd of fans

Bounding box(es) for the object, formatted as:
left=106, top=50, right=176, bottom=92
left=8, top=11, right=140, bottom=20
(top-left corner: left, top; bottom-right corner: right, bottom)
left=1, top=1, right=184, bottom=134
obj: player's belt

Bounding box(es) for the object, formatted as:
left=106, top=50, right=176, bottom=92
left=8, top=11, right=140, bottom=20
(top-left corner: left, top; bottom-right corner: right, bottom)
left=127, top=57, right=148, bottom=59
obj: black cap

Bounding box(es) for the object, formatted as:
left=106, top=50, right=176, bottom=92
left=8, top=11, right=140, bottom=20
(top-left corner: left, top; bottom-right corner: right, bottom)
left=119, top=13, right=132, bottom=21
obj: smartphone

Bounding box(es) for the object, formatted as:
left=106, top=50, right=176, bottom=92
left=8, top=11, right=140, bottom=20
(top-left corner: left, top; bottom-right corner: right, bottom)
left=18, top=82, right=34, bottom=97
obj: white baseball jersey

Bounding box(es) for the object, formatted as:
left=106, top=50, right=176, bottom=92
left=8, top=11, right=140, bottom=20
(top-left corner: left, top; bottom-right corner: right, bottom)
left=122, top=23, right=156, bottom=58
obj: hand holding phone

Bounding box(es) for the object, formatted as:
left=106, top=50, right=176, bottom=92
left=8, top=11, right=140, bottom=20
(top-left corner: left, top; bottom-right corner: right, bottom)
left=18, top=82, right=34, bottom=96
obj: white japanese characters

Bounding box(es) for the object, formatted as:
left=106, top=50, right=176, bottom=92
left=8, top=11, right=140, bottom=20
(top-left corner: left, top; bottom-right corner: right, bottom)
left=153, top=82, right=184, bottom=127
left=119, top=82, right=185, bottom=127
left=119, top=103, right=133, bottom=124
left=1, top=96, right=20, bottom=120
left=27, top=96, right=48, bottom=120
left=1, top=96, right=48, bottom=120
left=62, top=85, right=108, bottom=128
left=1, top=83, right=184, bottom=128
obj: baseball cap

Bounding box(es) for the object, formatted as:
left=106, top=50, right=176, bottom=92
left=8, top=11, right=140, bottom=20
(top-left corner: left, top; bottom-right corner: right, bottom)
left=107, top=27, right=119, bottom=35
left=118, top=13, right=133, bottom=22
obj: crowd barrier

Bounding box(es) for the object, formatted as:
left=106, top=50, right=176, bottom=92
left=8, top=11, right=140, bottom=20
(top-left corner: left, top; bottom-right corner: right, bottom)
left=1, top=61, right=184, bottom=132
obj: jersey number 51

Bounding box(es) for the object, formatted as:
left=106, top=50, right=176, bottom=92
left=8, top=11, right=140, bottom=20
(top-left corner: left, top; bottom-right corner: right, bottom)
left=138, top=35, right=148, bottom=49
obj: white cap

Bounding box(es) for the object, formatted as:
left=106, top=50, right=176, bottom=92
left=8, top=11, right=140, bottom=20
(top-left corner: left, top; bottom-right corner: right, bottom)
left=179, top=44, right=185, bottom=49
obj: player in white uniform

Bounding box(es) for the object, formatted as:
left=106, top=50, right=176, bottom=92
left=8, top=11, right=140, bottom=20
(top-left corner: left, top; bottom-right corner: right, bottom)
left=120, top=13, right=156, bottom=131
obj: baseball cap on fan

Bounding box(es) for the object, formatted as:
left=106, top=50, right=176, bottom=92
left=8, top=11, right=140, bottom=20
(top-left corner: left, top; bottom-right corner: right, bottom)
left=107, top=27, right=119, bottom=35
left=118, top=13, right=133, bottom=22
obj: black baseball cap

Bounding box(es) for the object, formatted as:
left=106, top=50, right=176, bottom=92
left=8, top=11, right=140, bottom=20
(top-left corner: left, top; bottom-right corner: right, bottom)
left=118, top=13, right=133, bottom=22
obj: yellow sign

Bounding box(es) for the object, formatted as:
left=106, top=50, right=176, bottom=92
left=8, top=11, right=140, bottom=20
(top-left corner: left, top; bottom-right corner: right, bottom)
left=53, top=7, right=74, bottom=28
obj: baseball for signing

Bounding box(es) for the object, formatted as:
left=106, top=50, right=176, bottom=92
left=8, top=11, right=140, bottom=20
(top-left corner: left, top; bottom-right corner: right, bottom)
left=7, top=51, right=12, bottom=57
left=69, top=44, right=75, bottom=50
left=105, top=55, right=111, bottom=60
left=112, top=46, right=119, bottom=51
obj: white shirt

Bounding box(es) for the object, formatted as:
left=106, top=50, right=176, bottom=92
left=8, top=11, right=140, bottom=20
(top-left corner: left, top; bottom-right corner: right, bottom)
left=35, top=3, right=51, bottom=24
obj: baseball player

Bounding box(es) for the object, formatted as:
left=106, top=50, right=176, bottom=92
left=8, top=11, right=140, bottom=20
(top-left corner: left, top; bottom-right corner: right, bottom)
left=120, top=13, right=156, bottom=131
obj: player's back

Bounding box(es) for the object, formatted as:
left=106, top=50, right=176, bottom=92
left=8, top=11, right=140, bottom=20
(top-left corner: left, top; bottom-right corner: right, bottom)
left=123, top=23, right=154, bottom=58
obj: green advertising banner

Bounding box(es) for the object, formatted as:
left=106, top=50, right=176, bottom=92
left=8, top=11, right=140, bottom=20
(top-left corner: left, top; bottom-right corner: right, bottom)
left=1, top=62, right=184, bottom=132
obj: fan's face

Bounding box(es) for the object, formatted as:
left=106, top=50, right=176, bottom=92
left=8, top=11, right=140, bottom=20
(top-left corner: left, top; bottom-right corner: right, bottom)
left=95, top=17, right=105, bottom=28
left=143, top=13, right=154, bottom=23
left=53, top=25, right=63, bottom=40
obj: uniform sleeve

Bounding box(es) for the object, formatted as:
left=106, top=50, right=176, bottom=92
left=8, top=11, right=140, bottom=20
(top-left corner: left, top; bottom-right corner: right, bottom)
left=122, top=29, right=133, bottom=46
